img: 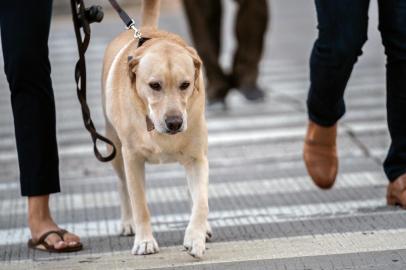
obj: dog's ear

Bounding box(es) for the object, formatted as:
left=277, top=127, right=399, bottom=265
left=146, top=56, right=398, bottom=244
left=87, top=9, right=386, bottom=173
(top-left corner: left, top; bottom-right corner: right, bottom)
left=185, top=46, right=202, bottom=91
left=127, top=55, right=140, bottom=83
left=127, top=54, right=148, bottom=115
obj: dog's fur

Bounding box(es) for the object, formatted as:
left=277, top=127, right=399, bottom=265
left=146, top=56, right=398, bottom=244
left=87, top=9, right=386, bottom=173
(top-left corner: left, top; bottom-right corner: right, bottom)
left=101, top=0, right=210, bottom=258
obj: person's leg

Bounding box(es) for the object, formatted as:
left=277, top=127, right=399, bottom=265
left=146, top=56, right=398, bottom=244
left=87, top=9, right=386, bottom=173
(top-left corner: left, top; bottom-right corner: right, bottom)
left=304, top=0, right=370, bottom=189
left=182, top=0, right=230, bottom=103
left=377, top=0, right=406, bottom=205
left=232, top=0, right=269, bottom=101
left=0, top=0, right=79, bottom=248
left=308, top=0, right=370, bottom=126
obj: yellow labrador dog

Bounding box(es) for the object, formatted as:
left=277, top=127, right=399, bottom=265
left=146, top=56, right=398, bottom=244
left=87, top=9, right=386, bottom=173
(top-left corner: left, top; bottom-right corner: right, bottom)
left=101, top=0, right=211, bottom=258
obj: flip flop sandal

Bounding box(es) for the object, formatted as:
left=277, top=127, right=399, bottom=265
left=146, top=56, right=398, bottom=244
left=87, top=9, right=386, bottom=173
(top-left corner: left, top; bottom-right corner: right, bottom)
left=28, top=229, right=83, bottom=253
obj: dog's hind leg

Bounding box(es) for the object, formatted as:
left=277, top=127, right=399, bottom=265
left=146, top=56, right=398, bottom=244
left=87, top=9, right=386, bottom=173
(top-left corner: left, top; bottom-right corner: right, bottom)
left=107, top=126, right=134, bottom=236
left=183, top=156, right=210, bottom=259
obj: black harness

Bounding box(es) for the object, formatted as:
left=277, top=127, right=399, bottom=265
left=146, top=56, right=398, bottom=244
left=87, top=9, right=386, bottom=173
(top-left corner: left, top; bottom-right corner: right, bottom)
left=70, top=0, right=148, bottom=162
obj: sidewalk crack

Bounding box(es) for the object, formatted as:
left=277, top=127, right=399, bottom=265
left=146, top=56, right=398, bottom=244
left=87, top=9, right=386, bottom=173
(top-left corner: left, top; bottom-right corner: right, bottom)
left=343, top=125, right=382, bottom=166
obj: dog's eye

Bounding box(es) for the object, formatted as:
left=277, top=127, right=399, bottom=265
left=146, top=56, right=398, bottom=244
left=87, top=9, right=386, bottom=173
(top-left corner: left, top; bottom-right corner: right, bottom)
left=179, top=81, right=190, bottom=90
left=149, top=82, right=162, bottom=91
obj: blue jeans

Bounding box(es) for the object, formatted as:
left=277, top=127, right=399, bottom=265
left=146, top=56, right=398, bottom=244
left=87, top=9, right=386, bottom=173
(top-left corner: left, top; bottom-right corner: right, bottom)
left=307, top=0, right=406, bottom=181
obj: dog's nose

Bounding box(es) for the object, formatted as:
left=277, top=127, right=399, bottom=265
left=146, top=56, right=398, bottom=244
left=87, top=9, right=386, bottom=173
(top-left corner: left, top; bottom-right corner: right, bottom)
left=165, top=115, right=183, bottom=133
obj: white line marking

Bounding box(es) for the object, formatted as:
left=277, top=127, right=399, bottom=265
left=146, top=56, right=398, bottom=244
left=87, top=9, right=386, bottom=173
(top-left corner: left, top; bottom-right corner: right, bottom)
left=11, top=228, right=404, bottom=269
left=0, top=120, right=388, bottom=160
left=0, top=171, right=385, bottom=217
left=0, top=198, right=386, bottom=246
left=0, top=107, right=387, bottom=142
left=0, top=182, right=18, bottom=191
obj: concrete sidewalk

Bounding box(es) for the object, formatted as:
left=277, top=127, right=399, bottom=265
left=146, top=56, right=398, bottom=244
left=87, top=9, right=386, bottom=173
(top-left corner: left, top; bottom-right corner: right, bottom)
left=1, top=0, right=406, bottom=269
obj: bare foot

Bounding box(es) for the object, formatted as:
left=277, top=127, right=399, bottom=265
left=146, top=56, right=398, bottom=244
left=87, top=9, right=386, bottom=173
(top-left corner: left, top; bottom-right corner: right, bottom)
left=28, top=195, right=81, bottom=250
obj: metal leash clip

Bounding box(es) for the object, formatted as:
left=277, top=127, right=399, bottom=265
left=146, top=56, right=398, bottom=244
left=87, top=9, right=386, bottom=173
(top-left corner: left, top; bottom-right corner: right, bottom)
left=126, top=19, right=142, bottom=40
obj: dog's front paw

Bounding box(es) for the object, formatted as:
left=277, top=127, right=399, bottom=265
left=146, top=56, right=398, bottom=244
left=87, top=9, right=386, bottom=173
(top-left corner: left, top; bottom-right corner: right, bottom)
left=183, top=226, right=207, bottom=259
left=131, top=237, right=159, bottom=255
left=120, top=220, right=135, bottom=236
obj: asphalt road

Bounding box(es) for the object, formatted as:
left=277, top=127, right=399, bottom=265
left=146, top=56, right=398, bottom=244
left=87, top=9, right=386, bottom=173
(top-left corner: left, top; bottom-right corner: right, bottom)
left=1, top=0, right=406, bottom=269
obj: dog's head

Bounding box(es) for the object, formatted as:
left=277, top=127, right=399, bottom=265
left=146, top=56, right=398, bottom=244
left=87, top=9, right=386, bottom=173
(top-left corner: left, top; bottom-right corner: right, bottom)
left=128, top=40, right=201, bottom=135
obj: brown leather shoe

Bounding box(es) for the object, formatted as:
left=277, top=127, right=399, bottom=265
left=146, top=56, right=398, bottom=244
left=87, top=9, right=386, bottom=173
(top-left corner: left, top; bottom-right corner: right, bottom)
left=303, top=121, right=338, bottom=189
left=387, top=174, right=406, bottom=207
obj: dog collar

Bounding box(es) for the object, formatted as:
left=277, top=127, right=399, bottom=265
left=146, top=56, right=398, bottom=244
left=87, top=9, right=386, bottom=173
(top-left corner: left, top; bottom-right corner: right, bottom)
left=146, top=116, right=155, bottom=131
left=138, top=37, right=151, bottom=48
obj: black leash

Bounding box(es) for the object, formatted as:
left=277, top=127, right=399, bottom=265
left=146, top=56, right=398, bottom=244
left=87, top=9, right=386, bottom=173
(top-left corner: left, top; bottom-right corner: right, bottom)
left=71, top=0, right=149, bottom=162
left=108, top=0, right=135, bottom=28
left=71, top=0, right=116, bottom=162
left=108, top=0, right=150, bottom=46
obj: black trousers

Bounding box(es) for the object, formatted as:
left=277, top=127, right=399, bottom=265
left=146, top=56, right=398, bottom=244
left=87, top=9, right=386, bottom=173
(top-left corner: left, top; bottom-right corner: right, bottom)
left=307, top=0, right=406, bottom=181
left=183, top=0, right=269, bottom=100
left=0, top=0, right=60, bottom=196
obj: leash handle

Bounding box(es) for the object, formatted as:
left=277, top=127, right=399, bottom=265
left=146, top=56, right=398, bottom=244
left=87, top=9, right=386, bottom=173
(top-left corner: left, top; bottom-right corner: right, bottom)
left=71, top=0, right=116, bottom=162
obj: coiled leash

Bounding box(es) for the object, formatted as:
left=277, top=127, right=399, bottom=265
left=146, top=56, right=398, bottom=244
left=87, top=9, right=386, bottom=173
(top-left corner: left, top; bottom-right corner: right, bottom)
left=70, top=0, right=148, bottom=162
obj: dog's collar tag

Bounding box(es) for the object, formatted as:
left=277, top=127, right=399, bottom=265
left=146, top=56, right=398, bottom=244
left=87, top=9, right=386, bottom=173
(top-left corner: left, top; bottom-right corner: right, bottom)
left=146, top=116, right=155, bottom=132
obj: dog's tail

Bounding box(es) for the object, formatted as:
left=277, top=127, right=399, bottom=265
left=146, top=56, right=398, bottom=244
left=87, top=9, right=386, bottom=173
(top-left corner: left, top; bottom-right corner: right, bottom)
left=141, top=0, right=161, bottom=28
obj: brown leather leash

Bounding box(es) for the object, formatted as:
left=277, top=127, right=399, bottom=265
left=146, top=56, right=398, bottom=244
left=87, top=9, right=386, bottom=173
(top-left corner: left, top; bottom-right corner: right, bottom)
left=70, top=0, right=148, bottom=162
